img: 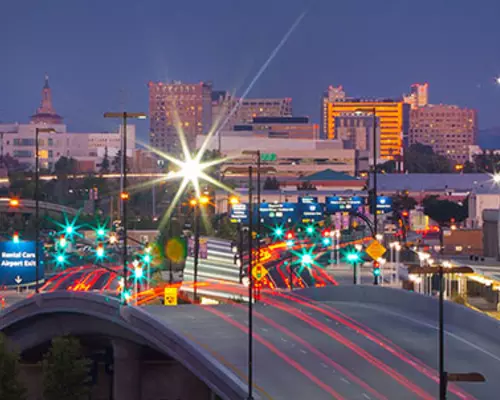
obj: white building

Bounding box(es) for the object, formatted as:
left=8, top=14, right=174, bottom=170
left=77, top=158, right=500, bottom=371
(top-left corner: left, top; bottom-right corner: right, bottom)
left=0, top=76, right=135, bottom=171
left=468, top=186, right=500, bottom=228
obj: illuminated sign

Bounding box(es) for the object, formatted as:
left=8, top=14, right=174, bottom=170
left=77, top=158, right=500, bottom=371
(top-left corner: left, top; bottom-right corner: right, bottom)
left=325, top=196, right=365, bottom=213
left=258, top=202, right=297, bottom=223
left=376, top=196, right=393, bottom=214
left=0, top=241, right=44, bottom=286
left=230, top=203, right=249, bottom=224
left=298, top=196, right=318, bottom=204
left=298, top=202, right=324, bottom=222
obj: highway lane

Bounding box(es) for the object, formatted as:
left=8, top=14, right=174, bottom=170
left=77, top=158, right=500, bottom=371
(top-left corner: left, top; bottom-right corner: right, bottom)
left=146, top=294, right=491, bottom=399
left=146, top=304, right=380, bottom=400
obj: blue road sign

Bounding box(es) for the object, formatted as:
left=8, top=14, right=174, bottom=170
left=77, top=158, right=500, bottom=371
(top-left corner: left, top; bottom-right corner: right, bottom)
left=257, top=202, right=298, bottom=224
left=325, top=196, right=365, bottom=213
left=0, top=241, right=44, bottom=286
left=377, top=196, right=393, bottom=214
left=230, top=203, right=249, bottom=224
left=298, top=202, right=324, bottom=223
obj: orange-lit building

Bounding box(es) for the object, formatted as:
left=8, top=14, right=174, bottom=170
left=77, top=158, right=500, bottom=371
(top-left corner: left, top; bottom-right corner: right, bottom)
left=322, top=98, right=409, bottom=160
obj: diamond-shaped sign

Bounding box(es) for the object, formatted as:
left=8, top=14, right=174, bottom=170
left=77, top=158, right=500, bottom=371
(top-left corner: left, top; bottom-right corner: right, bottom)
left=252, top=265, right=268, bottom=281
left=365, top=240, right=387, bottom=261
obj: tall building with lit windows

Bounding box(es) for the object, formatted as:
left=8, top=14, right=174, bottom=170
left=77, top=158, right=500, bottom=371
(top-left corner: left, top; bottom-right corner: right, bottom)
left=321, top=92, right=409, bottom=160
left=409, top=104, right=477, bottom=164
left=148, top=81, right=213, bottom=154
left=403, top=83, right=429, bottom=109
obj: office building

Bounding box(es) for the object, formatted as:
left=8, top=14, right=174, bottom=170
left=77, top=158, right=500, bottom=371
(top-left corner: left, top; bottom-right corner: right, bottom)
left=148, top=81, right=213, bottom=154
left=334, top=112, right=380, bottom=156
left=234, top=116, right=319, bottom=140
left=321, top=91, right=409, bottom=160
left=212, top=92, right=293, bottom=130
left=409, top=104, right=477, bottom=164
left=403, top=83, right=429, bottom=110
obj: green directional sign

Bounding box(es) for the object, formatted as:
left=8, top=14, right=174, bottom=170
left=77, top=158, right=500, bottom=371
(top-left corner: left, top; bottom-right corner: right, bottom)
left=260, top=153, right=277, bottom=161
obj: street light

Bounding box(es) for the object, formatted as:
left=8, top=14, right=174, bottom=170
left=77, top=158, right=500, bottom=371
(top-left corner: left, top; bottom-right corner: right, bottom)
left=346, top=251, right=361, bottom=284
left=35, top=127, right=55, bottom=293
left=286, top=238, right=294, bottom=290
left=190, top=194, right=210, bottom=302
left=104, top=111, right=147, bottom=304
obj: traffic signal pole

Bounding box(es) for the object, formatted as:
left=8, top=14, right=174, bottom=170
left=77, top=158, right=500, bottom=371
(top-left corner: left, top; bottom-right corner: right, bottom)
left=247, top=165, right=254, bottom=400
left=372, top=110, right=379, bottom=286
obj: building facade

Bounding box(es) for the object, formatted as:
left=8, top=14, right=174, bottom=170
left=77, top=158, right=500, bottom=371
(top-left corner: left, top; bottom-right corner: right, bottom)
left=148, top=81, right=213, bottom=154
left=334, top=112, right=380, bottom=156
left=0, top=76, right=136, bottom=172
left=322, top=96, right=409, bottom=160
left=409, top=104, right=477, bottom=164
left=403, top=83, right=429, bottom=110
left=212, top=92, right=293, bottom=131
left=234, top=116, right=318, bottom=140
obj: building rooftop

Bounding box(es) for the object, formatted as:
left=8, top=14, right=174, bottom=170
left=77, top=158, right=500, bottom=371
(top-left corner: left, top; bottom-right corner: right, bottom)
left=299, top=169, right=360, bottom=182
left=370, top=173, right=492, bottom=192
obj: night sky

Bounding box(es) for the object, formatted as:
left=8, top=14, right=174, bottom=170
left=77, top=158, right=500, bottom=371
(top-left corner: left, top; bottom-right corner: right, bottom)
left=1, top=0, right=500, bottom=141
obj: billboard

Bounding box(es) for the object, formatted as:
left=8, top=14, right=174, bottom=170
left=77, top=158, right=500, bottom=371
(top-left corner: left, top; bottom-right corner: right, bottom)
left=0, top=241, right=44, bottom=286
left=325, top=196, right=365, bottom=213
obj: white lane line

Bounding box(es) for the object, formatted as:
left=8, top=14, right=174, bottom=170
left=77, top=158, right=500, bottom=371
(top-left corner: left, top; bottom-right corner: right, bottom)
left=300, top=349, right=308, bottom=354
left=362, top=393, right=371, bottom=399
left=331, top=369, right=336, bottom=374
left=340, top=377, right=351, bottom=385
left=280, top=337, right=288, bottom=343
left=261, top=328, right=268, bottom=332
left=325, top=317, right=332, bottom=322
left=320, top=362, right=328, bottom=369
left=371, top=306, right=500, bottom=363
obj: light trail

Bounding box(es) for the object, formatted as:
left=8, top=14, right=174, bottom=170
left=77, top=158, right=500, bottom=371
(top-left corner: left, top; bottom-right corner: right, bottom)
left=205, top=307, right=346, bottom=400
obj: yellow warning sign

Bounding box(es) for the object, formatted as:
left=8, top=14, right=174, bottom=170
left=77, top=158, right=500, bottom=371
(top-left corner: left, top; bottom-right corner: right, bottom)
left=252, top=265, right=268, bottom=281
left=164, top=287, right=178, bottom=306
left=365, top=240, right=387, bottom=260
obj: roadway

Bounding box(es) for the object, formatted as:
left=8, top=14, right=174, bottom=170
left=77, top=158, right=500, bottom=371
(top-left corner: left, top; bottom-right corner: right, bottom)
left=145, top=287, right=500, bottom=400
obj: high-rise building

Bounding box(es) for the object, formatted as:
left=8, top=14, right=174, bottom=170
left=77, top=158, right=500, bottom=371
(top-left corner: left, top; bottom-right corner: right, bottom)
left=403, top=83, right=429, bottom=110
left=212, top=92, right=293, bottom=130
left=321, top=93, right=409, bottom=160
left=334, top=113, right=380, bottom=156
left=409, top=104, right=477, bottom=164
left=148, top=81, right=213, bottom=154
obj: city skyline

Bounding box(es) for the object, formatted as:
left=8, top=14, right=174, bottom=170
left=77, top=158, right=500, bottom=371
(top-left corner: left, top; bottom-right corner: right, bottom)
left=1, top=0, right=500, bottom=143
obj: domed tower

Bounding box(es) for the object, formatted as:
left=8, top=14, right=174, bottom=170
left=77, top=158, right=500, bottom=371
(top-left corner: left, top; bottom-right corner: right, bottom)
left=30, top=74, right=63, bottom=124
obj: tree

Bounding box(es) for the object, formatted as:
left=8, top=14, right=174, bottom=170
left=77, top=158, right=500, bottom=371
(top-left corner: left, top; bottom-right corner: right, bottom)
left=54, top=156, right=77, bottom=176
left=99, top=147, right=110, bottom=174
left=112, top=150, right=122, bottom=173
left=263, top=177, right=280, bottom=190
left=392, top=192, right=417, bottom=213
left=422, top=195, right=468, bottom=226
left=404, top=143, right=452, bottom=173
left=42, top=336, right=91, bottom=400
left=0, top=334, right=26, bottom=400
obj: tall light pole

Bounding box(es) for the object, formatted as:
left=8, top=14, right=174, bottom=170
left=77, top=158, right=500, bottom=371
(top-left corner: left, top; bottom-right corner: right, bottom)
left=242, top=150, right=261, bottom=300
left=190, top=195, right=209, bottom=303
left=247, top=165, right=254, bottom=400
left=35, top=127, right=55, bottom=293
left=104, top=112, right=147, bottom=303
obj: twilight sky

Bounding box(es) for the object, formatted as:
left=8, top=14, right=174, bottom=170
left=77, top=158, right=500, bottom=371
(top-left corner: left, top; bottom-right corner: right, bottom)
left=1, top=0, right=500, bottom=141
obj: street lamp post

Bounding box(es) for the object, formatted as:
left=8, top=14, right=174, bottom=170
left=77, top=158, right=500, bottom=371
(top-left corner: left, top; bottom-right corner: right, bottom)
left=35, top=127, right=55, bottom=293
left=190, top=195, right=209, bottom=303
left=104, top=112, right=147, bottom=304
left=247, top=165, right=254, bottom=400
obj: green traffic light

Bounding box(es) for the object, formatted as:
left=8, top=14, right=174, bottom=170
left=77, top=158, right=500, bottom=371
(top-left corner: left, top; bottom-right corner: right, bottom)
left=346, top=253, right=360, bottom=263
left=373, top=268, right=381, bottom=276
left=301, top=254, right=313, bottom=265
left=97, top=228, right=105, bottom=237
left=322, top=237, right=331, bottom=246
left=306, top=226, right=314, bottom=235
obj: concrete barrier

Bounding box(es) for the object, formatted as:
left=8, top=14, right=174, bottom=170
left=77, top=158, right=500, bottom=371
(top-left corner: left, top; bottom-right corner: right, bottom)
left=297, top=285, right=500, bottom=343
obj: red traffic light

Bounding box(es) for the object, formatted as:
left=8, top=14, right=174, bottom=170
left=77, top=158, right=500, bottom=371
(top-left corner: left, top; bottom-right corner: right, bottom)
left=323, top=230, right=330, bottom=237
left=402, top=210, right=409, bottom=217
left=286, top=232, right=294, bottom=240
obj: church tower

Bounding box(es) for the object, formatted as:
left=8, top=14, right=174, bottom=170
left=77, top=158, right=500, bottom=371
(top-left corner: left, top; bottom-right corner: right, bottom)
left=30, top=74, right=63, bottom=124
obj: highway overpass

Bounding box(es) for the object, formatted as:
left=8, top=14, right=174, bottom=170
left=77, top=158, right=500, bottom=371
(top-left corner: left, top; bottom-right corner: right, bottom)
left=0, top=197, right=79, bottom=216
left=2, top=286, right=500, bottom=399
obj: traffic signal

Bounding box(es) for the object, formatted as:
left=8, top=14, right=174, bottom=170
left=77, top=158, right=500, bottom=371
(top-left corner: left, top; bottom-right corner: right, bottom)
left=300, top=253, right=313, bottom=265
left=305, top=225, right=315, bottom=235
left=109, top=234, right=118, bottom=245
left=143, top=254, right=151, bottom=264
left=12, top=232, right=19, bottom=243
left=9, top=198, right=20, bottom=208
left=346, top=252, right=360, bottom=263
left=373, top=261, right=381, bottom=277
left=286, top=232, right=294, bottom=240
left=58, top=235, right=67, bottom=249
left=322, top=237, right=331, bottom=246
left=96, top=244, right=105, bottom=259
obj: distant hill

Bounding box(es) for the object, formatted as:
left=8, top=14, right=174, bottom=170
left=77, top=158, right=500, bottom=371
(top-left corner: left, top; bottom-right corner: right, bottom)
left=478, top=127, right=500, bottom=149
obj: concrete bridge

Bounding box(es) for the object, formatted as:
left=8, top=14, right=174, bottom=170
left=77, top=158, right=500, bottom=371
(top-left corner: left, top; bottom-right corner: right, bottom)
left=2, top=286, right=500, bottom=399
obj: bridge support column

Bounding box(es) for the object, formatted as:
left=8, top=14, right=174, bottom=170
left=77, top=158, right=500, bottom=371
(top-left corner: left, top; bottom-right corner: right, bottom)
left=113, top=339, right=142, bottom=400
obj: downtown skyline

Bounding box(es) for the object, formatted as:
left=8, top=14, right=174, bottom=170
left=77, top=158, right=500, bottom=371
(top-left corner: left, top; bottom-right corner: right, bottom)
left=2, top=0, right=500, bottom=143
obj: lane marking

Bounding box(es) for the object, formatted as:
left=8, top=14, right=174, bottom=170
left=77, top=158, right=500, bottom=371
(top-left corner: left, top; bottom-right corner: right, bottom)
left=340, top=377, right=351, bottom=385
left=261, top=327, right=269, bottom=332
left=280, top=337, right=288, bottom=343
left=362, top=394, right=371, bottom=399
left=321, top=362, right=328, bottom=369
left=300, top=349, right=308, bottom=354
